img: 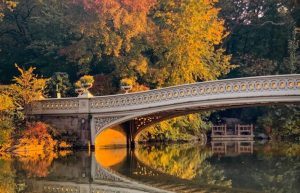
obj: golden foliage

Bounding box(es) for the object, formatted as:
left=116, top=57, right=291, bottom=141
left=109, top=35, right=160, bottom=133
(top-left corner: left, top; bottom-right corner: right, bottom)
left=0, top=94, right=14, bottom=111
left=153, top=0, right=235, bottom=85
left=137, top=114, right=210, bottom=142
left=75, top=75, right=95, bottom=88
left=11, top=64, right=47, bottom=106
left=120, top=77, right=150, bottom=93
left=13, top=122, right=60, bottom=152
left=8, top=122, right=72, bottom=177
left=120, top=78, right=134, bottom=86
left=131, top=83, right=150, bottom=92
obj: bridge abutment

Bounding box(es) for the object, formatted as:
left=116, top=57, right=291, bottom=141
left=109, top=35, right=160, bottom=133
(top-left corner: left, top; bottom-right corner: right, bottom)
left=32, top=114, right=92, bottom=147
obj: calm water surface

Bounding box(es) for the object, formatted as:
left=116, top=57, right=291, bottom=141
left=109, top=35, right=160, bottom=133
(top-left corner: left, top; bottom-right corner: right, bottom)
left=0, top=141, right=300, bottom=193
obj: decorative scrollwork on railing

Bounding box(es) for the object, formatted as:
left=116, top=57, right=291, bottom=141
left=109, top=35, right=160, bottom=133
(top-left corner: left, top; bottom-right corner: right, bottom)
left=41, top=100, right=79, bottom=110
left=90, top=75, right=300, bottom=110
left=42, top=184, right=80, bottom=193
left=28, top=75, right=300, bottom=114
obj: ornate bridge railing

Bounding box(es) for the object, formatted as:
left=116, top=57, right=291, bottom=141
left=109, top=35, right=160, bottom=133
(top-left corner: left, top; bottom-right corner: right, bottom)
left=27, top=74, right=300, bottom=115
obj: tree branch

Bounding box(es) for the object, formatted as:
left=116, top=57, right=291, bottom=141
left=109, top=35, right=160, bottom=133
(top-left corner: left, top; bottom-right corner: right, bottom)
left=258, top=21, right=286, bottom=26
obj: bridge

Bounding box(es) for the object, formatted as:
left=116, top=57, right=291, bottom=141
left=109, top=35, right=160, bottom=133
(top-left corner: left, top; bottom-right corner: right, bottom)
left=26, top=74, right=300, bottom=147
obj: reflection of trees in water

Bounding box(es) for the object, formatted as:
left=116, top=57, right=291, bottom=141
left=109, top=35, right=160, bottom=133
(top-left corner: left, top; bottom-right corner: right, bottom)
left=252, top=142, right=300, bottom=193
left=135, top=144, right=232, bottom=187
left=195, top=160, right=232, bottom=187
left=0, top=150, right=73, bottom=193
left=211, top=142, right=300, bottom=193
left=0, top=158, right=16, bottom=193
left=17, top=150, right=72, bottom=177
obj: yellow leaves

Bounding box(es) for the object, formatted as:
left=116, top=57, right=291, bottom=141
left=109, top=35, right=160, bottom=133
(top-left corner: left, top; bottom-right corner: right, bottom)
left=75, top=75, right=94, bottom=88
left=0, top=94, right=14, bottom=111
left=131, top=83, right=150, bottom=92
left=12, top=64, right=47, bottom=105
left=120, top=77, right=134, bottom=86
left=120, top=77, right=149, bottom=92
left=128, top=57, right=149, bottom=75
left=154, top=0, right=234, bottom=85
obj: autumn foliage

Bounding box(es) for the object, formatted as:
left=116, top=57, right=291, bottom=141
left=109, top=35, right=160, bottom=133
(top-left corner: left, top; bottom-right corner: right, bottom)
left=12, top=64, right=47, bottom=106
left=15, top=122, right=57, bottom=152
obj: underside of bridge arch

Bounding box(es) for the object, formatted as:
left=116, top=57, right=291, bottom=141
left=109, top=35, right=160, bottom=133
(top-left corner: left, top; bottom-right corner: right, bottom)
left=92, top=97, right=300, bottom=148
left=94, top=125, right=128, bottom=148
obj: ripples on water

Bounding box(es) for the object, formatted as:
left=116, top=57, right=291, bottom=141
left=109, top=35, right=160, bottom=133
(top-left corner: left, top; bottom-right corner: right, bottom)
left=0, top=142, right=300, bottom=193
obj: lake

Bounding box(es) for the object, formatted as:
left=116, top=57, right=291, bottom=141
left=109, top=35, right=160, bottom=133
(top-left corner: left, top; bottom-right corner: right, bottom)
left=0, top=141, right=299, bottom=193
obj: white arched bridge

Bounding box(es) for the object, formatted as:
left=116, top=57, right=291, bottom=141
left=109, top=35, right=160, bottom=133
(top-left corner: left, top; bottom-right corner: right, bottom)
left=27, top=74, right=300, bottom=147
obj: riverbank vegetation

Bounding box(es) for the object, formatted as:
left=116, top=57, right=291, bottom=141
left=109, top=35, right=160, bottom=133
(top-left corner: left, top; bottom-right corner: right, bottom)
left=0, top=0, right=299, bottom=144
left=0, top=65, right=71, bottom=152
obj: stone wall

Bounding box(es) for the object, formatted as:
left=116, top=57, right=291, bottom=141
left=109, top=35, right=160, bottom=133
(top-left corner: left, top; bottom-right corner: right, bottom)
left=37, top=114, right=91, bottom=147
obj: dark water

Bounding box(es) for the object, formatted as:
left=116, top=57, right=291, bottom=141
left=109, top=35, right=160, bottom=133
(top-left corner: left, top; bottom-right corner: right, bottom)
left=0, top=141, right=300, bottom=193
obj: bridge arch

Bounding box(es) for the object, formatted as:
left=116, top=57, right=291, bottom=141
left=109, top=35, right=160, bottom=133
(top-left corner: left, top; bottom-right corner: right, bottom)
left=27, top=75, right=300, bottom=147
left=92, top=98, right=299, bottom=146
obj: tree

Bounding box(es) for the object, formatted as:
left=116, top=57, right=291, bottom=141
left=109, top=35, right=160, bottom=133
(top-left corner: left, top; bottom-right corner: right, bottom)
left=138, top=113, right=211, bottom=142
left=217, top=0, right=298, bottom=77
left=257, top=105, right=300, bottom=140
left=11, top=64, right=47, bottom=107
left=0, top=0, right=264, bottom=142
left=0, top=0, right=78, bottom=84
left=151, top=0, right=233, bottom=86
left=45, top=72, right=72, bottom=98
left=0, top=92, right=14, bottom=111
left=65, top=0, right=157, bottom=87
left=215, top=0, right=300, bottom=139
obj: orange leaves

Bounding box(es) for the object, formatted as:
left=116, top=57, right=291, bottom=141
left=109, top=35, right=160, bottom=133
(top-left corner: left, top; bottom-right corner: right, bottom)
left=16, top=122, right=57, bottom=152
left=75, top=0, right=156, bottom=55
left=15, top=122, right=72, bottom=153
left=69, top=0, right=234, bottom=88
left=119, top=0, right=157, bottom=12
left=84, top=0, right=157, bottom=13
left=22, top=122, right=50, bottom=141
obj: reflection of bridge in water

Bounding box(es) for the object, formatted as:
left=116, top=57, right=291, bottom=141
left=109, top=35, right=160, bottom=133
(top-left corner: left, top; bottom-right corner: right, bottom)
left=27, top=148, right=258, bottom=193
left=211, top=141, right=254, bottom=155
left=29, top=151, right=172, bottom=193
left=28, top=151, right=221, bottom=193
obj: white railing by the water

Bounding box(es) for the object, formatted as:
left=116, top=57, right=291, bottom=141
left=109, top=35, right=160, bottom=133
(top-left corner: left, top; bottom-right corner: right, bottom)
left=27, top=74, right=300, bottom=115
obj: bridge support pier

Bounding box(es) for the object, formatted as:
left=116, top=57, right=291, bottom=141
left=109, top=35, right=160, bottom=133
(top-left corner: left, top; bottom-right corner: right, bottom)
left=126, top=121, right=136, bottom=149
